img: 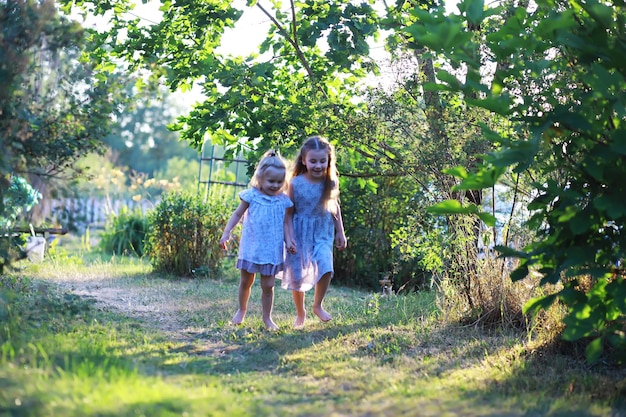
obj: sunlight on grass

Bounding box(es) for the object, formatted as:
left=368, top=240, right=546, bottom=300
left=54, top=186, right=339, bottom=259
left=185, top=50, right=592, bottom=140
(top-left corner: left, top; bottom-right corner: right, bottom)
left=1, top=250, right=624, bottom=416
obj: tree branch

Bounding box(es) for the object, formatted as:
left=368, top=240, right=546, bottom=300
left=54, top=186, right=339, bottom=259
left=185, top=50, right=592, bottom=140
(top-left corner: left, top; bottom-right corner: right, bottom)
left=255, top=1, right=328, bottom=99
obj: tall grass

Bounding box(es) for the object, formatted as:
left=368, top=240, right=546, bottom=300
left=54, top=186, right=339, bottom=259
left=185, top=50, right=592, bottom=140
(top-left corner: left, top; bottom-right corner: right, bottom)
left=1, top=252, right=624, bottom=417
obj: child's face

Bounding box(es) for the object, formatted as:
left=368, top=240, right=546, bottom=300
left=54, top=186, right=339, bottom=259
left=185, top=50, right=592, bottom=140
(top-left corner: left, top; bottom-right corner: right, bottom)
left=260, top=166, right=286, bottom=196
left=303, top=149, right=329, bottom=181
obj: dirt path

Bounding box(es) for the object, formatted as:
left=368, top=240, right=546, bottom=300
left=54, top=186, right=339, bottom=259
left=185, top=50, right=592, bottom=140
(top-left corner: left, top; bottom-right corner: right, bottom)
left=57, top=277, right=195, bottom=340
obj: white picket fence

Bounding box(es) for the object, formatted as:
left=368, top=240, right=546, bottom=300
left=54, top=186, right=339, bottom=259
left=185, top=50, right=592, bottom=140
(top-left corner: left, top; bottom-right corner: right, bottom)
left=34, top=197, right=154, bottom=233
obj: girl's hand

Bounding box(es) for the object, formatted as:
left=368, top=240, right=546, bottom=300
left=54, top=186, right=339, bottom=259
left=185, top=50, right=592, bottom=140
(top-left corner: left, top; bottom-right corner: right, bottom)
left=286, top=239, right=297, bottom=254
left=219, top=234, right=230, bottom=250
left=335, top=233, right=347, bottom=251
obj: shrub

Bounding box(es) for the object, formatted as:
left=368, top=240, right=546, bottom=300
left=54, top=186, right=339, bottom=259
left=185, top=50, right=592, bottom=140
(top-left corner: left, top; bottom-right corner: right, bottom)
left=335, top=175, right=431, bottom=292
left=99, top=207, right=149, bottom=256
left=1, top=176, right=41, bottom=273
left=145, top=192, right=234, bottom=277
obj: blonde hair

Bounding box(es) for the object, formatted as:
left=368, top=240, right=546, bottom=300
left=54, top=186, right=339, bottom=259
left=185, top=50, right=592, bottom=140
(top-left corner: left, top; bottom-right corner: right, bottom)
left=249, top=149, right=288, bottom=192
left=291, top=135, right=339, bottom=210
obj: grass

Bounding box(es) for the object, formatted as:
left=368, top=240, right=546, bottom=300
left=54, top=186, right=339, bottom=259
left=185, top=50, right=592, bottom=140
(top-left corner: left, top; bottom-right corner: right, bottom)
left=1, top=242, right=625, bottom=416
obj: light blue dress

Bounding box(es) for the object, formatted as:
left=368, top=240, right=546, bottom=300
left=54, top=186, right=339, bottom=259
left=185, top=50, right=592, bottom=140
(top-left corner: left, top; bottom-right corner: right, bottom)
left=279, top=175, right=336, bottom=292
left=236, top=188, right=293, bottom=276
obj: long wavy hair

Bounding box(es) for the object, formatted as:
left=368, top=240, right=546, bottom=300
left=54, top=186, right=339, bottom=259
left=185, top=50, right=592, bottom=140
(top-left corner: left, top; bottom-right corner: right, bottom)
left=291, top=135, right=339, bottom=211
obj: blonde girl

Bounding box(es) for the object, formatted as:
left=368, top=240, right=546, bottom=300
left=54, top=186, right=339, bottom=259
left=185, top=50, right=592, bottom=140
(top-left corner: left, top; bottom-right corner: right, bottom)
left=281, top=135, right=347, bottom=328
left=220, top=150, right=293, bottom=330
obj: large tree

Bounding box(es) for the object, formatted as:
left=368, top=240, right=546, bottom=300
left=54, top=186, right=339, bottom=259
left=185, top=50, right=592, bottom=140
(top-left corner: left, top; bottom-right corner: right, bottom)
left=1, top=0, right=121, bottom=207
left=1, top=0, right=126, bottom=271
left=60, top=0, right=382, bottom=159
left=404, top=0, right=626, bottom=361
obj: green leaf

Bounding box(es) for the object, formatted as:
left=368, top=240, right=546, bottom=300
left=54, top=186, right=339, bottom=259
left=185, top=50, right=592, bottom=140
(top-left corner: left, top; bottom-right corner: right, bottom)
left=609, top=279, right=626, bottom=312
left=523, top=293, right=557, bottom=316
left=610, top=132, right=626, bottom=155
left=585, top=337, right=604, bottom=363
left=454, top=166, right=505, bottom=190
left=559, top=287, right=587, bottom=305
left=466, top=96, right=511, bottom=115
left=436, top=70, right=461, bottom=89
left=494, top=245, right=528, bottom=259
left=593, top=195, right=626, bottom=219
left=443, top=166, right=468, bottom=179
left=490, top=140, right=538, bottom=169
left=563, top=303, right=603, bottom=341
left=569, top=211, right=593, bottom=235
left=465, top=0, right=484, bottom=26
left=510, top=264, right=529, bottom=282
left=427, top=200, right=477, bottom=215
left=476, top=211, right=496, bottom=227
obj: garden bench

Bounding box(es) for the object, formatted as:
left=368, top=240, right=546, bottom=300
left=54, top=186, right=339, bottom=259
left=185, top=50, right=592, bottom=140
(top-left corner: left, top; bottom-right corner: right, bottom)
left=10, top=226, right=69, bottom=240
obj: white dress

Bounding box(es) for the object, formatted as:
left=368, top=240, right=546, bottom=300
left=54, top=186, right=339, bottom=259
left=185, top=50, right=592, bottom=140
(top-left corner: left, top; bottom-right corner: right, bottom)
left=279, top=175, right=336, bottom=292
left=236, top=188, right=293, bottom=276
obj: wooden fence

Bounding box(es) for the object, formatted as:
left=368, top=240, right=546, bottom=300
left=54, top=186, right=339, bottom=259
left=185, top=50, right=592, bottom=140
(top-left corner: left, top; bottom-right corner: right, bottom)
left=33, top=197, right=154, bottom=234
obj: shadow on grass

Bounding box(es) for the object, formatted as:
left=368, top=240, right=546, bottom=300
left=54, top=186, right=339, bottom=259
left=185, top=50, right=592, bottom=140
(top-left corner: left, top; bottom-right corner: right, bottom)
left=4, top=273, right=625, bottom=417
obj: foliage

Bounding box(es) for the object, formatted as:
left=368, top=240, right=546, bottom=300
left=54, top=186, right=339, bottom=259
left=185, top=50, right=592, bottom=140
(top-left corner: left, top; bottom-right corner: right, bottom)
left=0, top=0, right=127, bottom=270
left=59, top=0, right=382, bottom=164
left=145, top=192, right=234, bottom=277
left=404, top=0, right=626, bottom=362
left=333, top=73, right=500, bottom=296
left=99, top=207, right=149, bottom=257
left=102, top=85, right=198, bottom=176
left=0, top=0, right=119, bottom=191
left=336, top=173, right=432, bottom=292
left=0, top=176, right=41, bottom=230
left=0, top=176, right=41, bottom=274
left=60, top=0, right=502, bottom=293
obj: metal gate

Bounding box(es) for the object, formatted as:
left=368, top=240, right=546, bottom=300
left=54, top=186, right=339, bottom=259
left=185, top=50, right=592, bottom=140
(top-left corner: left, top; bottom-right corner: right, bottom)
left=198, top=142, right=249, bottom=200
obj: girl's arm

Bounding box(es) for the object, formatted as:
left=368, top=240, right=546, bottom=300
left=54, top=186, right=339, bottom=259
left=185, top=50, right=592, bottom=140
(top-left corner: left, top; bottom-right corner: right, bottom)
left=284, top=182, right=297, bottom=254
left=333, top=201, right=347, bottom=250
left=219, top=200, right=249, bottom=249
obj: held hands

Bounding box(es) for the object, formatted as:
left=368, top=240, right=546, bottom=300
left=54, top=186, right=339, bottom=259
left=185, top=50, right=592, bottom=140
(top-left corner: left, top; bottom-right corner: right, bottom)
left=285, top=238, right=297, bottom=255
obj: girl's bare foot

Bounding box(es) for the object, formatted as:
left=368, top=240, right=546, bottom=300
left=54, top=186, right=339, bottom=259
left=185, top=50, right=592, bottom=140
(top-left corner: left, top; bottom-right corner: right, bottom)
left=293, top=312, right=306, bottom=328
left=232, top=309, right=246, bottom=325
left=264, top=318, right=279, bottom=331
left=313, top=306, right=332, bottom=322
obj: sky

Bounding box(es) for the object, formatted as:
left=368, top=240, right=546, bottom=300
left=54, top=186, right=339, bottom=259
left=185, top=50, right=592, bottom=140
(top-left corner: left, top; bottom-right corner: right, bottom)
left=108, top=0, right=395, bottom=105
left=128, top=0, right=394, bottom=58
left=76, top=0, right=459, bottom=106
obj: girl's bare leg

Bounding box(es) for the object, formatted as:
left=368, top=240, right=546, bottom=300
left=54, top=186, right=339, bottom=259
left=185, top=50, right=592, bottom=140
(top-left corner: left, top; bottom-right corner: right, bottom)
left=292, top=290, right=306, bottom=328
left=233, top=270, right=255, bottom=325
left=260, top=275, right=279, bottom=330
left=313, top=272, right=332, bottom=322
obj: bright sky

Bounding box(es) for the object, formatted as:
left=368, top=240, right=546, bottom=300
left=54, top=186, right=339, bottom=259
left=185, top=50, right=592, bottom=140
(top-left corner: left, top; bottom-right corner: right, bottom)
left=127, top=0, right=272, bottom=57
left=126, top=0, right=402, bottom=58
left=77, top=0, right=459, bottom=105
left=115, top=0, right=395, bottom=105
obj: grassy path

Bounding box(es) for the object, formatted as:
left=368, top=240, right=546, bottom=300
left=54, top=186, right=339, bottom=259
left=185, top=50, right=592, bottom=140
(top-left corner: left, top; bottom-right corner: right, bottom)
left=1, top=256, right=624, bottom=416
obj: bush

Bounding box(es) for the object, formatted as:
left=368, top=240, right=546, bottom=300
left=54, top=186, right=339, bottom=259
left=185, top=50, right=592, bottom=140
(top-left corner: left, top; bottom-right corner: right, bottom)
left=335, top=175, right=431, bottom=292
left=99, top=207, right=149, bottom=256
left=145, top=192, right=234, bottom=277
left=0, top=176, right=41, bottom=229
left=1, top=176, right=41, bottom=273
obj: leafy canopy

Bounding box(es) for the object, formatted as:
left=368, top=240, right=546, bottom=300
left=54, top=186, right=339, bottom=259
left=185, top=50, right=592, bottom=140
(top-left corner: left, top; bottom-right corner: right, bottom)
left=61, top=0, right=382, bottom=160
left=405, top=0, right=626, bottom=362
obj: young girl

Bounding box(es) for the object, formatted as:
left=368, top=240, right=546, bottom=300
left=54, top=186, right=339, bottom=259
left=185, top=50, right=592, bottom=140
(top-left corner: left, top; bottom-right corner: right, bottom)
left=220, top=150, right=293, bottom=331
left=281, top=135, right=347, bottom=328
